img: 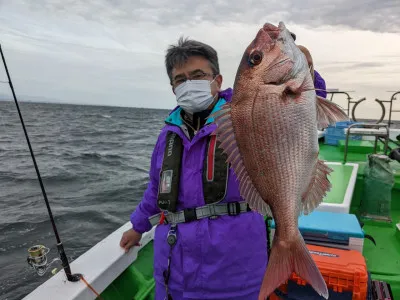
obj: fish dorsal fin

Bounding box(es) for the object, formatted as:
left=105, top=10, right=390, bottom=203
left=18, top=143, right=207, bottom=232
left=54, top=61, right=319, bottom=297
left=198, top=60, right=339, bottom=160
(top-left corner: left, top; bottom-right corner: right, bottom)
left=210, top=104, right=273, bottom=217
left=300, top=158, right=333, bottom=215
left=316, top=96, right=349, bottom=128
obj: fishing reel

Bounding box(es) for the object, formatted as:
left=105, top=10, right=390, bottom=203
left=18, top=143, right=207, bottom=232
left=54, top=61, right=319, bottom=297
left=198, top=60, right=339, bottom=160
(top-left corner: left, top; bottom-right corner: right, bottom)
left=26, top=245, right=61, bottom=276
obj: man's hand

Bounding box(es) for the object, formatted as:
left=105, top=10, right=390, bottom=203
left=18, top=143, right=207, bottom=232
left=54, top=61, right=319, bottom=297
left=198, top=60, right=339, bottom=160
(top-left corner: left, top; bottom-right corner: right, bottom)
left=120, top=228, right=142, bottom=253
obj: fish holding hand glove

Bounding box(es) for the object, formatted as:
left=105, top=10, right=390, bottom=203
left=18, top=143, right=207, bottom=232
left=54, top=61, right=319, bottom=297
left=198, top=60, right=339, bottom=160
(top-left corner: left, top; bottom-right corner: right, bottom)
left=210, top=22, right=349, bottom=300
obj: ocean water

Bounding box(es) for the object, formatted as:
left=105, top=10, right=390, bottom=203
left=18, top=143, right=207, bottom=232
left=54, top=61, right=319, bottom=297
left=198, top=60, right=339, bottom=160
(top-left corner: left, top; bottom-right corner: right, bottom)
left=0, top=101, right=168, bottom=300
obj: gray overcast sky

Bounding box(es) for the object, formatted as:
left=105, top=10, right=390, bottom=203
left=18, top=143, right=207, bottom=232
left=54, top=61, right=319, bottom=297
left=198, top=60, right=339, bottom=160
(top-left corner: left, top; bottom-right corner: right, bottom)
left=0, top=0, right=399, bottom=119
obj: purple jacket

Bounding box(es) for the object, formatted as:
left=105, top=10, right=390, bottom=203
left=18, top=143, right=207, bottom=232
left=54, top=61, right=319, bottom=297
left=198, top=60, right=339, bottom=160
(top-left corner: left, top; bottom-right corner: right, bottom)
left=314, top=70, right=327, bottom=98
left=130, top=88, right=268, bottom=299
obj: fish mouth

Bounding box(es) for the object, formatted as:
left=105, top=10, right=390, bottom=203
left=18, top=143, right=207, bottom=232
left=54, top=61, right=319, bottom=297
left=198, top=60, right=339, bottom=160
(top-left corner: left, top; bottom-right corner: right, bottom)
left=261, top=23, right=281, bottom=41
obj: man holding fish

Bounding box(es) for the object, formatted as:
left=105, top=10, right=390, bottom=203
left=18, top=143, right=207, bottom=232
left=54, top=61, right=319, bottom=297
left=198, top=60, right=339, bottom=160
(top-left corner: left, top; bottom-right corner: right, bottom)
left=120, top=37, right=268, bottom=299
left=121, top=21, right=348, bottom=300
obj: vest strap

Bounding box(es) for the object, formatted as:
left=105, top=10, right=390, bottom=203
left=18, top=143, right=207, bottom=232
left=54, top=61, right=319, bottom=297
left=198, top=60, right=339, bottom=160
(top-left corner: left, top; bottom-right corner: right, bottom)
left=157, top=131, right=183, bottom=212
left=148, top=201, right=251, bottom=226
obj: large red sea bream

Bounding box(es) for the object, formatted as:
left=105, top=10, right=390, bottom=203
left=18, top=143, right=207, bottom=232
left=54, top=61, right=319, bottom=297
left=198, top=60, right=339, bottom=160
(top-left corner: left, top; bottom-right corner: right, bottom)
left=210, top=21, right=349, bottom=299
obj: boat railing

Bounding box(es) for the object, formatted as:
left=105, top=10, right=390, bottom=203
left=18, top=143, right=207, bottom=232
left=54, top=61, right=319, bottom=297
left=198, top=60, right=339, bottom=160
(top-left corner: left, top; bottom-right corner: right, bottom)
left=325, top=90, right=387, bottom=124
left=374, top=91, right=400, bottom=127
left=343, top=123, right=390, bottom=163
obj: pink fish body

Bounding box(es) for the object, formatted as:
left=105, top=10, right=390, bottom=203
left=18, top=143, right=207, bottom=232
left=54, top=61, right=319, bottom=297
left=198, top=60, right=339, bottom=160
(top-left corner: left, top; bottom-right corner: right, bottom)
left=211, top=22, right=348, bottom=300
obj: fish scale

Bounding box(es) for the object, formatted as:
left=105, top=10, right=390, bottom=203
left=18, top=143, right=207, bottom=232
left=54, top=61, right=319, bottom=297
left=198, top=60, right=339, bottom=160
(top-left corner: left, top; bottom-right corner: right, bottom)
left=249, top=92, right=313, bottom=198
left=210, top=21, right=349, bottom=300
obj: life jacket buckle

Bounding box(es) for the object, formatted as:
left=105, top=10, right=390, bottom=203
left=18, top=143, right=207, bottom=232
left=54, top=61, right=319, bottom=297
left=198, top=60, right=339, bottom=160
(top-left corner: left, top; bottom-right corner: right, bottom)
left=183, top=208, right=197, bottom=222
left=227, top=202, right=241, bottom=216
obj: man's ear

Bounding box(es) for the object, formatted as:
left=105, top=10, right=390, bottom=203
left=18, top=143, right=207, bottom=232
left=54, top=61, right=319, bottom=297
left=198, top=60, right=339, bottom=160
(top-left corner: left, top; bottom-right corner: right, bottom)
left=215, top=74, right=223, bottom=89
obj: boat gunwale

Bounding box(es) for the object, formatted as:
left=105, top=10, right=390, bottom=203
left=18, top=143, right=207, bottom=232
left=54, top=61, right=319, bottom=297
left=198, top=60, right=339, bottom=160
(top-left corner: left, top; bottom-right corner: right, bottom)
left=23, top=222, right=156, bottom=300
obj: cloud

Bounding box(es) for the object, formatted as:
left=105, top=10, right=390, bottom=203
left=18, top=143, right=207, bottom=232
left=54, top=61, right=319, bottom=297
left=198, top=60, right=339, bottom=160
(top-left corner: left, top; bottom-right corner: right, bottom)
left=286, top=0, right=400, bottom=33
left=14, top=0, right=400, bottom=33
left=0, top=1, right=399, bottom=121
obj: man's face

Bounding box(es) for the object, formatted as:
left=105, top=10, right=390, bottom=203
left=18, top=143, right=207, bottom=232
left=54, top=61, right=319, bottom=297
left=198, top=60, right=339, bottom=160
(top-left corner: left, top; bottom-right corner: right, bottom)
left=171, top=56, right=223, bottom=99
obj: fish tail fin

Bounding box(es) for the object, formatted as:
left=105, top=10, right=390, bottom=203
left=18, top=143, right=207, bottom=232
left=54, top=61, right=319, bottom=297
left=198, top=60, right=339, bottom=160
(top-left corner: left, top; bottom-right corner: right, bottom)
left=316, top=95, right=349, bottom=128
left=258, top=233, right=328, bottom=300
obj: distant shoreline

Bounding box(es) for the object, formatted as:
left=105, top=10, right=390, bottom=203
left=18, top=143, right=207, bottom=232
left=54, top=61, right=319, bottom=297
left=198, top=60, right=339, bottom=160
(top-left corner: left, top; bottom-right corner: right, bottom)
left=0, top=98, right=171, bottom=111
left=1, top=99, right=399, bottom=127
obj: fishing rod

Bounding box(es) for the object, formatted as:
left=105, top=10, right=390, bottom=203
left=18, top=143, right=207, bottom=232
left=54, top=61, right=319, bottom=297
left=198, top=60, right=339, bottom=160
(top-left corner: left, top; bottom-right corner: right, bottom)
left=0, top=44, right=81, bottom=282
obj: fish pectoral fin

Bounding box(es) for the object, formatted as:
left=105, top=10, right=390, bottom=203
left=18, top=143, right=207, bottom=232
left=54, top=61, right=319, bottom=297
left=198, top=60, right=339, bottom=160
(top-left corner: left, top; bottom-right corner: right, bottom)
left=301, top=159, right=333, bottom=215
left=258, top=233, right=329, bottom=300
left=316, top=95, right=349, bottom=128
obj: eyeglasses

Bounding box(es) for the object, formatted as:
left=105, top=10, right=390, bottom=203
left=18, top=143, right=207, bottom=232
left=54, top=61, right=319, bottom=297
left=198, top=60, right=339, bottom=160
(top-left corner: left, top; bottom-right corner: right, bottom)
left=171, top=70, right=215, bottom=87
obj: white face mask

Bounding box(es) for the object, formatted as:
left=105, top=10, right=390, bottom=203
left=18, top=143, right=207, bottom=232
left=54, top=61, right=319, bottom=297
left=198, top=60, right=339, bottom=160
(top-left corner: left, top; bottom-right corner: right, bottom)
left=174, top=79, right=217, bottom=114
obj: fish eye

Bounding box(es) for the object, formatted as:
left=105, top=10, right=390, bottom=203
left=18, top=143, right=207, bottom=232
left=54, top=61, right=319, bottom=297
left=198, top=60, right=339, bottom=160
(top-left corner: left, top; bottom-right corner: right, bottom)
left=249, top=50, right=263, bottom=66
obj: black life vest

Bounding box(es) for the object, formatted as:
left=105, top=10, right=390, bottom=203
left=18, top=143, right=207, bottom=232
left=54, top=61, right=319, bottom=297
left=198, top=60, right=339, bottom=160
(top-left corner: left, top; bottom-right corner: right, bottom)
left=157, top=130, right=229, bottom=212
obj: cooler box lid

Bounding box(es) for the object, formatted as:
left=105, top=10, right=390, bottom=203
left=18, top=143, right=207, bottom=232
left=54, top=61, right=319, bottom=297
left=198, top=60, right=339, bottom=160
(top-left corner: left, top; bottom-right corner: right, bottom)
left=270, top=211, right=364, bottom=242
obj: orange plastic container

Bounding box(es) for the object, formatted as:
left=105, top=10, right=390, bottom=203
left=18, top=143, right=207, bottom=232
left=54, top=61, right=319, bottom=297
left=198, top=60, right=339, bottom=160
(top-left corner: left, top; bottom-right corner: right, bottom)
left=271, top=244, right=369, bottom=300
left=269, top=284, right=287, bottom=300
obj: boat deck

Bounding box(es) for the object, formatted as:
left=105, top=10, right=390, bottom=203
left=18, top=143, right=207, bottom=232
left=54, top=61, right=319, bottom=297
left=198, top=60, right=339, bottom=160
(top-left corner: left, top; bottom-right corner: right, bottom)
left=101, top=241, right=156, bottom=300
left=319, top=142, right=400, bottom=298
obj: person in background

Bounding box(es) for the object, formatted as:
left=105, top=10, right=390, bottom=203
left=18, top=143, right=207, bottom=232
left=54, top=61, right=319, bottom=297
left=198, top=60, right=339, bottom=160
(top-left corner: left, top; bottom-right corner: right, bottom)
left=297, top=45, right=327, bottom=98
left=290, top=32, right=327, bottom=98
left=119, top=37, right=268, bottom=300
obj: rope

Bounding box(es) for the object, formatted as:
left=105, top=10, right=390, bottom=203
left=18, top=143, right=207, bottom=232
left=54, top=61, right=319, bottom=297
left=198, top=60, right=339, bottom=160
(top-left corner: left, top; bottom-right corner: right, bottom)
left=80, top=275, right=105, bottom=300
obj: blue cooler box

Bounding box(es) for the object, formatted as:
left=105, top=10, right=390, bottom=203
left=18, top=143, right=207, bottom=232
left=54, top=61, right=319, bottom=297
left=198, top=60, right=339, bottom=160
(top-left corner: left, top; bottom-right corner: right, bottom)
left=269, top=210, right=365, bottom=252
left=324, top=121, right=362, bottom=146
